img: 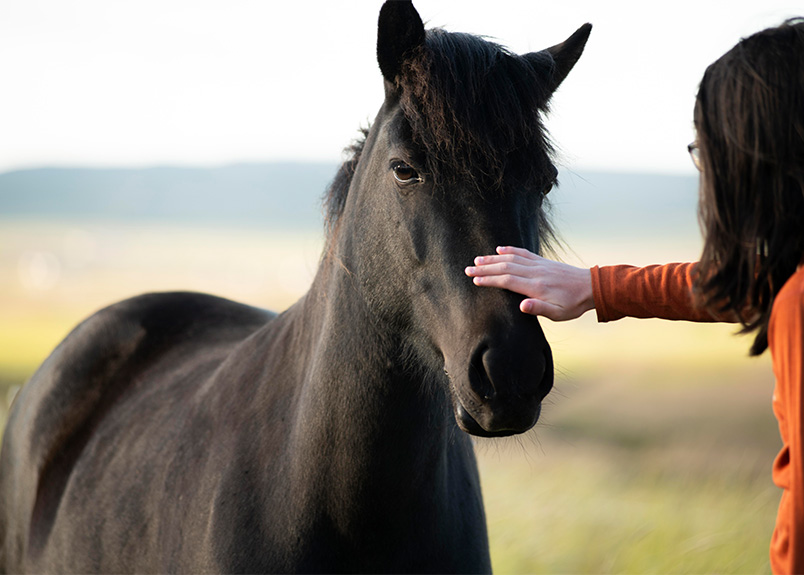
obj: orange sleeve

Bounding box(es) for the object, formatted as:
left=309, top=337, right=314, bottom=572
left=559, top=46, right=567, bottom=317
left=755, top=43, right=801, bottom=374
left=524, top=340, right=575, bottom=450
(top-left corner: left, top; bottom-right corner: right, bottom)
left=590, top=262, right=725, bottom=323
left=769, top=269, right=804, bottom=575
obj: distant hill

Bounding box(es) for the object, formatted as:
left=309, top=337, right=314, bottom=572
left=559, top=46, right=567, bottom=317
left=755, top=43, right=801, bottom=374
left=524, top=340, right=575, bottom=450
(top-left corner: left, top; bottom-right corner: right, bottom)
left=0, top=163, right=338, bottom=229
left=0, top=163, right=700, bottom=238
left=552, top=169, right=700, bottom=241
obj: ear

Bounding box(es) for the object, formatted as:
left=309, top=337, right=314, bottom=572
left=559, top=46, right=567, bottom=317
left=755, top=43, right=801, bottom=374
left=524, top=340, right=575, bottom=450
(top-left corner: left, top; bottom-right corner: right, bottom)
left=525, top=23, right=592, bottom=95
left=377, top=0, right=426, bottom=83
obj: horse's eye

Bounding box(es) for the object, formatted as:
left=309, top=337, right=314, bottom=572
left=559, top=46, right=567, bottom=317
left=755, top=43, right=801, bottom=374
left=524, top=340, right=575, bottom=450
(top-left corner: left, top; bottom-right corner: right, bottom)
left=392, top=162, right=421, bottom=185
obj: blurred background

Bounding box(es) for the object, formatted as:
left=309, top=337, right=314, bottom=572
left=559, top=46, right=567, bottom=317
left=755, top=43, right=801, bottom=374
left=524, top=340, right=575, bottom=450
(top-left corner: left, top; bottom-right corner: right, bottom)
left=1, top=1, right=800, bottom=572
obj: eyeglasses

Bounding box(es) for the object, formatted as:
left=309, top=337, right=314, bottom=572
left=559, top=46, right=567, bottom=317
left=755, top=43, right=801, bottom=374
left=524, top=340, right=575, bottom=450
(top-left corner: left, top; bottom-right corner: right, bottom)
left=687, top=141, right=702, bottom=171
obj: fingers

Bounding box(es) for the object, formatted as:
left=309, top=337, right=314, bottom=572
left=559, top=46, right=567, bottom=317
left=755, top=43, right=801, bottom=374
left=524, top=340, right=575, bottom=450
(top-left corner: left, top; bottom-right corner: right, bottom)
left=470, top=255, right=532, bottom=269
left=465, top=261, right=534, bottom=279
left=468, top=271, right=537, bottom=296
left=495, top=245, right=539, bottom=260
left=464, top=249, right=546, bottom=299
left=469, top=246, right=541, bottom=267
left=467, top=253, right=544, bottom=275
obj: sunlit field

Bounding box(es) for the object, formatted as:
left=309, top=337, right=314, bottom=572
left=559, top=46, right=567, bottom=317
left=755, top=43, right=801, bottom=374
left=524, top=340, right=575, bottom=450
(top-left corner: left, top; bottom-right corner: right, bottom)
left=0, top=218, right=779, bottom=573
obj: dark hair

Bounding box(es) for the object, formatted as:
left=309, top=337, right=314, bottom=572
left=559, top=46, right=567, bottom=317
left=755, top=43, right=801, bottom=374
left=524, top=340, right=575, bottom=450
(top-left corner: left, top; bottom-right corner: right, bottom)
left=694, top=18, right=804, bottom=355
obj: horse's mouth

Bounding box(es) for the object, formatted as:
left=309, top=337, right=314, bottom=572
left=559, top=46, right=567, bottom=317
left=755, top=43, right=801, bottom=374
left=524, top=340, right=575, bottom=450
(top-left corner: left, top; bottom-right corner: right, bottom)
left=450, top=383, right=542, bottom=438
left=453, top=402, right=510, bottom=437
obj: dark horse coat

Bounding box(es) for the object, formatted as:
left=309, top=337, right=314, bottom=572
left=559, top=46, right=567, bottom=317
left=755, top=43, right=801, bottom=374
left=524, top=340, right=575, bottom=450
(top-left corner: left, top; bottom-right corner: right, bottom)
left=0, top=2, right=590, bottom=573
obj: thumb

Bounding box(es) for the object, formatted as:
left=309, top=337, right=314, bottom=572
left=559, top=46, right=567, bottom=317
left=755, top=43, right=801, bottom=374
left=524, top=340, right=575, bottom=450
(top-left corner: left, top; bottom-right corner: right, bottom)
left=520, top=298, right=563, bottom=319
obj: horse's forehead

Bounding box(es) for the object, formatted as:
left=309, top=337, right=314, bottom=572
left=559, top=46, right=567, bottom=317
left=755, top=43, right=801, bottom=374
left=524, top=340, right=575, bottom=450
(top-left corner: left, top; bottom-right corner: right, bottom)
left=384, top=110, right=415, bottom=148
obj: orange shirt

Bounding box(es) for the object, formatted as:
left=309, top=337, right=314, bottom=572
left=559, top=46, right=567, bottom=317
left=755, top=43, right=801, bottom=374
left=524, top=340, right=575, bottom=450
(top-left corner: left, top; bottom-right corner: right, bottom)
left=590, top=263, right=804, bottom=575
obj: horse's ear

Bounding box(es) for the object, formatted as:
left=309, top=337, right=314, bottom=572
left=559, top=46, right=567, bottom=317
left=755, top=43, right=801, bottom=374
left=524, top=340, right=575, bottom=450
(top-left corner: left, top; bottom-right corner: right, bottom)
left=525, top=23, right=592, bottom=96
left=377, top=0, right=426, bottom=83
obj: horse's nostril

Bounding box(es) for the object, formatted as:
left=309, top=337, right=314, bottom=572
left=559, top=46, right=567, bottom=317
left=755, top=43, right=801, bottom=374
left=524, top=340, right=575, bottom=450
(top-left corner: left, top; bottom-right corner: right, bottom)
left=469, top=343, right=495, bottom=400
left=454, top=338, right=553, bottom=436
left=469, top=341, right=551, bottom=402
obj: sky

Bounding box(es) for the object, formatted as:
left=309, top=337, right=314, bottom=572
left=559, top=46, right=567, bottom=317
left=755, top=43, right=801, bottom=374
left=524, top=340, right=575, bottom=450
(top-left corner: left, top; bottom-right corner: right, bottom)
left=0, top=0, right=801, bottom=175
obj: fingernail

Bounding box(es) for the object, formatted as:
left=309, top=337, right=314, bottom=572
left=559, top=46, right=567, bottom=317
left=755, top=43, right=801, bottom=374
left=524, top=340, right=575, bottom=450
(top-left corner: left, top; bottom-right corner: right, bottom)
left=474, top=256, right=484, bottom=264
left=521, top=300, right=532, bottom=312
left=465, top=266, right=474, bottom=275
left=473, top=277, right=483, bottom=285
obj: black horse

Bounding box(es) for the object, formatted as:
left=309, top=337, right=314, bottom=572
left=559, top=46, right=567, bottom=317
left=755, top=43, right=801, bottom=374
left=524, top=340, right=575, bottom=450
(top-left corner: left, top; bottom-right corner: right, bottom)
left=0, top=2, right=589, bottom=573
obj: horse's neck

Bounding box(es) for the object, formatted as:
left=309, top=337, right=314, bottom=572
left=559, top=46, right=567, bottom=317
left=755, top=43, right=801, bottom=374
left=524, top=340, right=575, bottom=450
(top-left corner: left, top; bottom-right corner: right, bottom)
left=299, top=272, right=453, bottom=444
left=282, top=269, right=459, bottom=505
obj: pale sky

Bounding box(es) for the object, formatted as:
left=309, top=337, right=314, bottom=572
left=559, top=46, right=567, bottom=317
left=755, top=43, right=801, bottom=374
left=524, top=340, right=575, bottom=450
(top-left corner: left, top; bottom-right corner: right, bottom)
left=1, top=1, right=801, bottom=175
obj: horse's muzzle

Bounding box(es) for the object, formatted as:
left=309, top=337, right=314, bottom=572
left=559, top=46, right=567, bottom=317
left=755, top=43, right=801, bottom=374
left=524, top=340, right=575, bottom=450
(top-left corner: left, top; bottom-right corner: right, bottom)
left=448, top=343, right=553, bottom=437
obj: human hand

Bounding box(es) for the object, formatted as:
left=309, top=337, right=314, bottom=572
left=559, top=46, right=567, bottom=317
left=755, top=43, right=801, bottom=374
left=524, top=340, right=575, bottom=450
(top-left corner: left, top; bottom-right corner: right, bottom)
left=464, top=246, right=595, bottom=321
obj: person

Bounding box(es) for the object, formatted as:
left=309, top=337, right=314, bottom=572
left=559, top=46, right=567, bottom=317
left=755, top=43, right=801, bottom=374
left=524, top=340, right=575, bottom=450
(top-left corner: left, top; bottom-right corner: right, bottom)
left=465, top=19, right=804, bottom=575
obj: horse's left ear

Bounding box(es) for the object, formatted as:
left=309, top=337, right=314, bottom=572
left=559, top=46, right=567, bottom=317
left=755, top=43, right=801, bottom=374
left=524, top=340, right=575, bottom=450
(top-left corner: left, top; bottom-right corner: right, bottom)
left=377, top=0, right=426, bottom=83
left=525, top=23, right=592, bottom=95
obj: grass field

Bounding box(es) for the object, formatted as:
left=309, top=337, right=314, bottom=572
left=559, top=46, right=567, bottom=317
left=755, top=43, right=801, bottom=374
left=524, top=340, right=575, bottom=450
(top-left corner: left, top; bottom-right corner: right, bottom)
left=0, top=219, right=781, bottom=573
left=478, top=356, right=777, bottom=574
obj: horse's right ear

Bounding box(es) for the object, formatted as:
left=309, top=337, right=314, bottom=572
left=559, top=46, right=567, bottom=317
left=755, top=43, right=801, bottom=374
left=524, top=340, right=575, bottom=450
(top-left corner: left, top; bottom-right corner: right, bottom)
left=377, top=0, right=426, bottom=83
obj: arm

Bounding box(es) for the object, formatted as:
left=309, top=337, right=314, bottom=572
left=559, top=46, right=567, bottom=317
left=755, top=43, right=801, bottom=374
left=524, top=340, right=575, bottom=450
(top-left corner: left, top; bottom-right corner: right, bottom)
left=769, top=272, right=804, bottom=575
left=591, top=262, right=722, bottom=323
left=465, top=246, right=725, bottom=323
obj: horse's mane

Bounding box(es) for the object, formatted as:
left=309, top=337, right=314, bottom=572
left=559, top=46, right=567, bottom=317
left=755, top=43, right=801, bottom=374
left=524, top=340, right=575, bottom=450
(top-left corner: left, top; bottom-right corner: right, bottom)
left=324, top=28, right=557, bottom=250
left=323, top=128, right=367, bottom=240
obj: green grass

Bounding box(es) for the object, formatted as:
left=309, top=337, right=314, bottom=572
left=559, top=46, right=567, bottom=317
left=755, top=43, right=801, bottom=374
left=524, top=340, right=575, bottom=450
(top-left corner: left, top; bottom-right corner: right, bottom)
left=474, top=357, right=779, bottom=574
left=480, top=450, right=776, bottom=574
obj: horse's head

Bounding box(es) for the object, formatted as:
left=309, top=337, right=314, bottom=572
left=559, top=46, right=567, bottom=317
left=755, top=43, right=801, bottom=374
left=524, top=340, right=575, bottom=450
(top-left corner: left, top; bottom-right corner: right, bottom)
left=324, top=1, right=590, bottom=438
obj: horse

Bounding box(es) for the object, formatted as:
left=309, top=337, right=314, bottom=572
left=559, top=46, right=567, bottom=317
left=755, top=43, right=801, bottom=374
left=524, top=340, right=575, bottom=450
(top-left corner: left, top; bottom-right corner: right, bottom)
left=0, top=2, right=590, bottom=573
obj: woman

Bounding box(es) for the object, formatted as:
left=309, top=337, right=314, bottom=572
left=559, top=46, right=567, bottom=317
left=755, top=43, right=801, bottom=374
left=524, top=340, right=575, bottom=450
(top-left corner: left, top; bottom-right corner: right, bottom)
left=466, top=19, right=804, bottom=575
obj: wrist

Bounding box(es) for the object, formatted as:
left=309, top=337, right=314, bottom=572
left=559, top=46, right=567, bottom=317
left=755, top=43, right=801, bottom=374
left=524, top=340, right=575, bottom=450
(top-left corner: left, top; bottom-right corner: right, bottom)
left=581, top=268, right=595, bottom=313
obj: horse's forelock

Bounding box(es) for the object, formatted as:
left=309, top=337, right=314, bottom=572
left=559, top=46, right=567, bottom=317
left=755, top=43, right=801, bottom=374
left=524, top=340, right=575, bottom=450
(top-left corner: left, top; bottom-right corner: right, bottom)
left=398, top=29, right=555, bottom=188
